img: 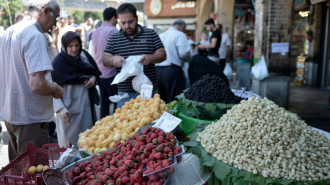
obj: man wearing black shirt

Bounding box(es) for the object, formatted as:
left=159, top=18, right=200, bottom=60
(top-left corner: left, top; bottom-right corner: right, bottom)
left=198, top=18, right=221, bottom=65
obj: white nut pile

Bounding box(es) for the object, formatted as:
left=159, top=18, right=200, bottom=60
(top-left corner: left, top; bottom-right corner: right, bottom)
left=197, top=97, right=330, bottom=181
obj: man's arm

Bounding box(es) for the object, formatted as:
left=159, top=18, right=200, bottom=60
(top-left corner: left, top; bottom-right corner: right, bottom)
left=139, top=48, right=167, bottom=65
left=198, top=37, right=217, bottom=49
left=29, top=71, right=63, bottom=98
left=102, top=52, right=126, bottom=68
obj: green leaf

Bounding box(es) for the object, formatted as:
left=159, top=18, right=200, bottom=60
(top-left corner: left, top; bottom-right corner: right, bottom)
left=205, top=103, right=217, bottom=112
left=183, top=140, right=198, bottom=147
left=213, top=161, right=231, bottom=180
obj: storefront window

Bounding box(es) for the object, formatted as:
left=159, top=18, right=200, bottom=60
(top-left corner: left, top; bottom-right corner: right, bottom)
left=290, top=9, right=309, bottom=74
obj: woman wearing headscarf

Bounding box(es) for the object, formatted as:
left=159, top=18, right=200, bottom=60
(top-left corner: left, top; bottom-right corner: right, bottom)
left=52, top=31, right=101, bottom=149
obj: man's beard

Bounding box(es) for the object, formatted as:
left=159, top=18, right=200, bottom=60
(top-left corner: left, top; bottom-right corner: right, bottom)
left=123, top=24, right=138, bottom=36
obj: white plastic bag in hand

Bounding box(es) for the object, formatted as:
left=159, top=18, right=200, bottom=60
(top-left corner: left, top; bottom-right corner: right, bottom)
left=109, top=93, right=129, bottom=103
left=223, top=63, right=233, bottom=78
left=111, top=55, right=143, bottom=85
left=251, top=55, right=269, bottom=80
left=132, top=73, right=152, bottom=93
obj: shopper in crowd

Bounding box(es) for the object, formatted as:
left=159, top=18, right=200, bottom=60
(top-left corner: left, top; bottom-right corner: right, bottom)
left=189, top=40, right=199, bottom=59
left=198, top=18, right=221, bottom=64
left=200, top=31, right=210, bottom=45
left=156, top=19, right=190, bottom=103
left=51, top=31, right=101, bottom=149
left=0, top=0, right=64, bottom=161
left=67, top=15, right=79, bottom=30
left=83, top=17, right=94, bottom=49
left=88, top=20, right=103, bottom=58
left=235, top=31, right=252, bottom=90
left=14, top=13, right=25, bottom=24
left=217, top=24, right=231, bottom=72
left=92, top=7, right=118, bottom=118
left=102, top=3, right=166, bottom=108
left=55, top=17, right=75, bottom=52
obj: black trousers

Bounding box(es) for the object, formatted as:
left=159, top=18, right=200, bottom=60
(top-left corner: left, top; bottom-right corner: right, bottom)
left=99, top=76, right=118, bottom=118
left=219, top=59, right=226, bottom=72
left=156, top=65, right=185, bottom=103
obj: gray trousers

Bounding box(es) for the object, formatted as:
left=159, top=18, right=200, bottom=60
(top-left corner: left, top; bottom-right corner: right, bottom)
left=4, top=122, right=49, bottom=161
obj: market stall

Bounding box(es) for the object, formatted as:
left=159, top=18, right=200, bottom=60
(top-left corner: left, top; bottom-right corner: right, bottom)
left=0, top=72, right=329, bottom=185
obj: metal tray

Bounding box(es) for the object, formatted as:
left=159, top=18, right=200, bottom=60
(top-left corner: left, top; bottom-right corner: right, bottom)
left=42, top=169, right=72, bottom=185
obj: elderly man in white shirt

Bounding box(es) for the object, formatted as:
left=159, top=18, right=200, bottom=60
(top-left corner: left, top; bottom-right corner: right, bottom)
left=0, top=0, right=64, bottom=161
left=217, top=24, right=231, bottom=72
left=156, top=19, right=190, bottom=103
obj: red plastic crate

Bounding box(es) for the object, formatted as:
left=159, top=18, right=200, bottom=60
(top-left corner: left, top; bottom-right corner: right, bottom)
left=0, top=142, right=66, bottom=185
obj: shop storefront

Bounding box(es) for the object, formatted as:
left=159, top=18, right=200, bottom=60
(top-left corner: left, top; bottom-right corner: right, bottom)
left=291, top=0, right=330, bottom=87
left=318, top=0, right=330, bottom=88
left=144, top=0, right=197, bottom=38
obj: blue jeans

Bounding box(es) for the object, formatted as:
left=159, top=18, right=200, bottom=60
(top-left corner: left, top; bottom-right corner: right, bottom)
left=117, top=90, right=158, bottom=108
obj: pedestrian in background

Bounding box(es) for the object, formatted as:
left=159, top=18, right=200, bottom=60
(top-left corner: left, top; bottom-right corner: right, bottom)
left=156, top=19, right=190, bottom=103
left=92, top=7, right=118, bottom=118
left=51, top=31, right=101, bottom=149
left=217, top=24, right=231, bottom=72
left=0, top=0, right=64, bottom=161
left=55, top=17, right=75, bottom=52
left=198, top=18, right=221, bottom=64
left=102, top=3, right=166, bottom=108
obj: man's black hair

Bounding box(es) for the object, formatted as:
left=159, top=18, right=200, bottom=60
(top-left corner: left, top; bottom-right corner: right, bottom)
left=103, top=7, right=117, bottom=21
left=117, top=3, right=137, bottom=18
left=204, top=18, right=215, bottom=26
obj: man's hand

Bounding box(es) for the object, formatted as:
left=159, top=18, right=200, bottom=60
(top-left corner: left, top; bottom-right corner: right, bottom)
left=84, top=76, right=96, bottom=89
left=113, top=56, right=126, bottom=67
left=52, top=82, right=64, bottom=99
left=139, top=55, right=152, bottom=65
left=61, top=112, right=72, bottom=123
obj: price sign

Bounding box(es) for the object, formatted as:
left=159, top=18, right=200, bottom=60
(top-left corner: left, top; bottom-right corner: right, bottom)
left=153, top=112, right=182, bottom=133
left=140, top=84, right=153, bottom=99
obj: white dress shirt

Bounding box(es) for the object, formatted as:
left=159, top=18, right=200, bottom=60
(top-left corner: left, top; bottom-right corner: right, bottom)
left=156, top=27, right=190, bottom=67
left=219, top=33, right=231, bottom=59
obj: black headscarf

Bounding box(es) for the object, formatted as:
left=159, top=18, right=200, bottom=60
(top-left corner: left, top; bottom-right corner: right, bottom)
left=51, top=31, right=101, bottom=86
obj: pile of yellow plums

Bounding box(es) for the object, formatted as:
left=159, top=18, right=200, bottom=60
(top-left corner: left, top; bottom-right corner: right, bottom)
left=78, top=94, right=169, bottom=154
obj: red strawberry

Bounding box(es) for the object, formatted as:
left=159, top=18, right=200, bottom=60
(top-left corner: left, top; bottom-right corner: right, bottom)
left=122, top=176, right=130, bottom=184
left=174, top=146, right=182, bottom=155
left=132, top=173, right=143, bottom=183
left=162, top=159, right=170, bottom=167
left=163, top=147, right=172, bottom=153
left=153, top=152, right=162, bottom=160
left=79, top=171, right=86, bottom=179
left=66, top=171, right=74, bottom=180
left=119, top=165, right=127, bottom=173
left=142, top=158, right=150, bottom=165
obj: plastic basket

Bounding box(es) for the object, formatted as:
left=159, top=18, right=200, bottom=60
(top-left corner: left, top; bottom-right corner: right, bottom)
left=0, top=142, right=66, bottom=185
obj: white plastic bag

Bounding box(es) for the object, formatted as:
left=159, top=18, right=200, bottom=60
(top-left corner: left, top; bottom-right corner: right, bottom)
left=132, top=73, right=152, bottom=93
left=251, top=55, right=269, bottom=80
left=54, top=147, right=82, bottom=170
left=109, top=93, right=129, bottom=103
left=111, top=55, right=143, bottom=85
left=223, top=63, right=233, bottom=79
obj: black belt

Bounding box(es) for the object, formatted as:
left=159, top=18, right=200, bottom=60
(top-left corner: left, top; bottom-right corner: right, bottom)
left=157, top=64, right=181, bottom=68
